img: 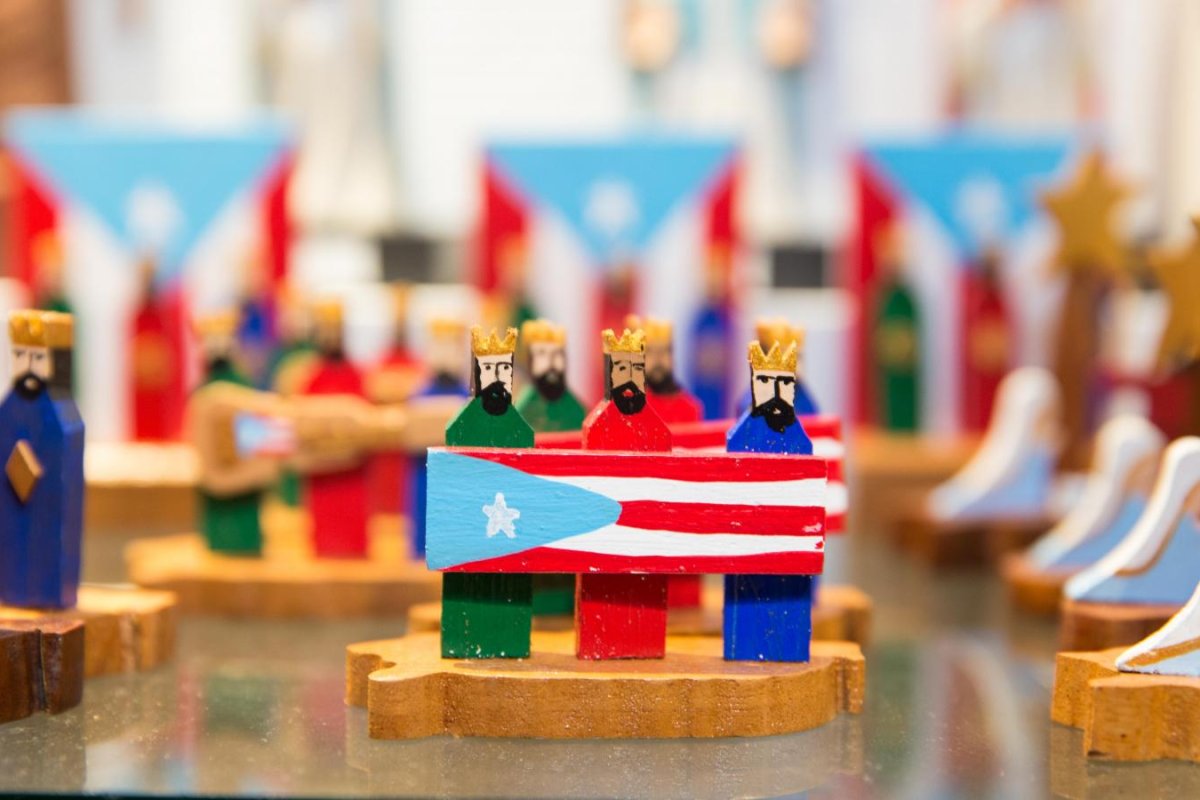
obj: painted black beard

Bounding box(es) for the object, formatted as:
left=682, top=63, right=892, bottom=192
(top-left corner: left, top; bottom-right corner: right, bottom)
left=751, top=397, right=796, bottom=433
left=13, top=372, right=46, bottom=401
left=207, top=355, right=234, bottom=377
left=534, top=369, right=566, bottom=401
left=646, top=369, right=680, bottom=394
left=479, top=380, right=512, bottom=416
left=611, top=381, right=647, bottom=415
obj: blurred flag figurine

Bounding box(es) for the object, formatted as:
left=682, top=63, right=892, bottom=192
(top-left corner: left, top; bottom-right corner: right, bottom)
left=515, top=318, right=586, bottom=614
left=302, top=298, right=370, bottom=558
left=0, top=311, right=85, bottom=609
left=193, top=311, right=265, bottom=555
left=410, top=317, right=471, bottom=557
left=578, top=327, right=672, bottom=659
left=724, top=336, right=814, bottom=661
left=440, top=326, right=536, bottom=658
left=632, top=315, right=703, bottom=424
left=961, top=246, right=1011, bottom=432
left=514, top=319, right=586, bottom=433
left=129, top=255, right=187, bottom=441
left=872, top=224, right=921, bottom=432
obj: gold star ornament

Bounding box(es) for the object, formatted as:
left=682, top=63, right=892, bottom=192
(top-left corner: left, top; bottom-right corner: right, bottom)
left=1151, top=216, right=1200, bottom=372
left=1040, top=151, right=1133, bottom=278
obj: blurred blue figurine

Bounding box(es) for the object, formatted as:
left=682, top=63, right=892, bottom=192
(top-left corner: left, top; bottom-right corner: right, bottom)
left=0, top=311, right=84, bottom=609
left=724, top=337, right=814, bottom=661
left=409, top=318, right=471, bottom=557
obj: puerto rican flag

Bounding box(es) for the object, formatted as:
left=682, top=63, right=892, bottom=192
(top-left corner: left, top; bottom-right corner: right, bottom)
left=533, top=414, right=847, bottom=533
left=426, top=447, right=826, bottom=576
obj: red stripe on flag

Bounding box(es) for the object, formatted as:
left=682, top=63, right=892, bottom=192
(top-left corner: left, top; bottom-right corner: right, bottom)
left=442, top=548, right=825, bottom=576
left=616, top=501, right=824, bottom=535
left=445, top=447, right=828, bottom=483
left=826, top=513, right=846, bottom=533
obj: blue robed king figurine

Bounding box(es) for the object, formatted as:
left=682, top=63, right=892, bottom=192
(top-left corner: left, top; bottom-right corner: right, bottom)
left=724, top=336, right=815, bottom=662
left=0, top=310, right=84, bottom=609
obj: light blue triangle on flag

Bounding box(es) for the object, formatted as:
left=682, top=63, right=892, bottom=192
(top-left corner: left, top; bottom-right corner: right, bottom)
left=5, top=110, right=291, bottom=284
left=426, top=450, right=621, bottom=570
left=865, top=131, right=1073, bottom=261
left=487, top=135, right=736, bottom=266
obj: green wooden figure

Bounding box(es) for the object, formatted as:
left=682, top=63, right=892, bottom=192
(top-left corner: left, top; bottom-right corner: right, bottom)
left=266, top=286, right=317, bottom=507
left=513, top=319, right=585, bottom=614
left=873, top=230, right=921, bottom=432
left=441, top=326, right=537, bottom=658
left=195, top=311, right=264, bottom=555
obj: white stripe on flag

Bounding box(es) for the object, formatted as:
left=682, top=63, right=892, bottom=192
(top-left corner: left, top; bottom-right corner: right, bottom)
left=544, top=475, right=827, bottom=507
left=811, top=437, right=843, bottom=459
left=545, top=526, right=824, bottom=557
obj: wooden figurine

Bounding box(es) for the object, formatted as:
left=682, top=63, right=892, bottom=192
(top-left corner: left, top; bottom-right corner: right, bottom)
left=301, top=298, right=370, bottom=558
left=873, top=224, right=921, bottom=431
left=192, top=311, right=268, bottom=555
left=725, top=338, right=815, bottom=661
left=409, top=317, right=471, bottom=557
left=961, top=245, right=1011, bottom=432
left=1004, top=416, right=1163, bottom=614
left=129, top=255, right=187, bottom=441
left=514, top=319, right=586, bottom=432
left=1040, top=151, right=1132, bottom=469
left=1060, top=437, right=1200, bottom=651
left=1149, top=216, right=1200, bottom=435
left=265, top=283, right=318, bottom=508
left=737, top=318, right=818, bottom=417
left=440, top=326, right=536, bottom=658
left=579, top=327, right=672, bottom=658
left=632, top=315, right=703, bottom=424
left=1052, top=574, right=1200, bottom=762
left=365, top=284, right=423, bottom=522
left=687, top=247, right=735, bottom=419
left=513, top=318, right=585, bottom=614
left=0, top=311, right=84, bottom=608
left=900, top=367, right=1061, bottom=565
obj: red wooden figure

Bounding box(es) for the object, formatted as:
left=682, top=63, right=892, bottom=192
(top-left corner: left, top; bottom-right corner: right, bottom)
left=961, top=249, right=1011, bottom=432
left=578, top=327, right=672, bottom=659
left=129, top=258, right=186, bottom=440
left=302, top=299, right=369, bottom=558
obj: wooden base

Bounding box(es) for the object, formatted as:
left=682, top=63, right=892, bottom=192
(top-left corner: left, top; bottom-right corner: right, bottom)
left=406, top=582, right=873, bottom=646
left=0, top=619, right=84, bottom=724
left=1053, top=648, right=1200, bottom=762
left=346, top=631, right=864, bottom=739
left=851, top=428, right=980, bottom=532
left=893, top=513, right=1051, bottom=568
left=126, top=523, right=440, bottom=618
left=1059, top=598, right=1179, bottom=652
left=1001, top=551, right=1073, bottom=616
left=85, top=442, right=198, bottom=530
left=0, top=585, right=176, bottom=678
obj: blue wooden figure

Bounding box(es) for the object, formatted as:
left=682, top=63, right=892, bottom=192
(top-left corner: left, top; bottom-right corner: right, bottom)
left=0, top=311, right=84, bottom=609
left=410, top=318, right=470, bottom=557
left=724, top=338, right=814, bottom=661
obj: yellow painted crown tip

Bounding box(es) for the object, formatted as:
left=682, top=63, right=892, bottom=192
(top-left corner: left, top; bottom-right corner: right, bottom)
left=602, top=327, right=645, bottom=354
left=748, top=340, right=798, bottom=372
left=521, top=319, right=566, bottom=345
left=8, top=311, right=48, bottom=347
left=471, top=325, right=518, bottom=356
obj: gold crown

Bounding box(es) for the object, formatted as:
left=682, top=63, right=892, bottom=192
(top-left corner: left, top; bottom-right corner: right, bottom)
left=312, top=298, right=343, bottom=327
left=748, top=340, right=798, bottom=372
left=429, top=317, right=466, bottom=338
left=521, top=319, right=566, bottom=345
left=625, top=315, right=673, bottom=344
left=8, top=311, right=47, bottom=347
left=755, top=317, right=792, bottom=349
left=42, top=312, right=73, bottom=348
left=471, top=325, right=518, bottom=356
left=602, top=327, right=645, bottom=354
left=193, top=310, right=239, bottom=339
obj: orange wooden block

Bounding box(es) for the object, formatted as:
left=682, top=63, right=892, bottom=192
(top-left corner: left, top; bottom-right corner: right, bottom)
left=894, top=513, right=1051, bottom=568
left=346, top=631, right=864, bottom=740
left=1001, top=551, right=1073, bottom=616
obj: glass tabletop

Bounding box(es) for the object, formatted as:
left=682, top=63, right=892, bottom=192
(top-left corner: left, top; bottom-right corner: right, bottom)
left=2, top=523, right=1199, bottom=799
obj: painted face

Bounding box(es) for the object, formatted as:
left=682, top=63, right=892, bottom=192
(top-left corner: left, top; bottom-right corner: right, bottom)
left=751, top=368, right=795, bottom=409
left=644, top=340, right=674, bottom=390
left=608, top=351, right=647, bottom=415
left=475, top=353, right=515, bottom=416
left=529, top=342, right=567, bottom=401
left=10, top=344, right=50, bottom=397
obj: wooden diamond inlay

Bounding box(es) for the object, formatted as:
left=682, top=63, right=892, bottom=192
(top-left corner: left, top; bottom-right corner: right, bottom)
left=6, top=440, right=43, bottom=503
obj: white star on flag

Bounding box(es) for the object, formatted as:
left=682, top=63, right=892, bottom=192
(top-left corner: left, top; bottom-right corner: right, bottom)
left=482, top=492, right=520, bottom=539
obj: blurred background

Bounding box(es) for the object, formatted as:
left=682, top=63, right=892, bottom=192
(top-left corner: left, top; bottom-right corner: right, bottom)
left=1, top=0, right=1198, bottom=441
